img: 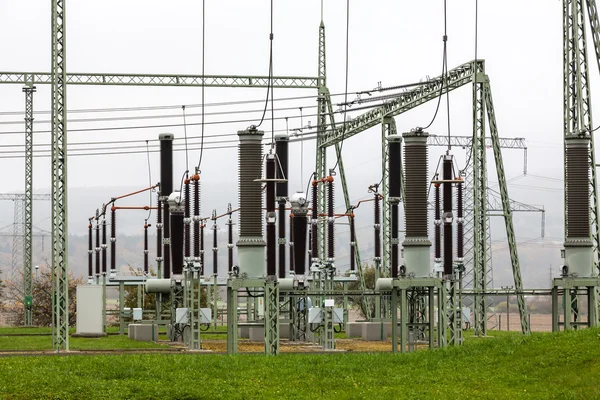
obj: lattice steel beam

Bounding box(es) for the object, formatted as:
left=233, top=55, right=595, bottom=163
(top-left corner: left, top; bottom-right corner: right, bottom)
left=319, top=60, right=483, bottom=149
left=0, top=72, right=318, bottom=89
left=51, top=0, right=69, bottom=351
left=23, top=86, right=35, bottom=326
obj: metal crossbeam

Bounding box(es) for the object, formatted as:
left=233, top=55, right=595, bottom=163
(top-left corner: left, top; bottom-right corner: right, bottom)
left=428, top=135, right=526, bottom=150
left=0, top=72, right=318, bottom=89
left=319, top=60, right=482, bottom=148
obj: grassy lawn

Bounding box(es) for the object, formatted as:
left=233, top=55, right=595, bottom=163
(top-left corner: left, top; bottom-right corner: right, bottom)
left=0, top=328, right=598, bottom=399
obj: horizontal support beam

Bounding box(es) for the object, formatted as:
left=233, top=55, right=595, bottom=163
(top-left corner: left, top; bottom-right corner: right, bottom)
left=428, top=134, right=526, bottom=150
left=0, top=72, right=319, bottom=89
left=320, top=60, right=485, bottom=148
left=0, top=193, right=51, bottom=201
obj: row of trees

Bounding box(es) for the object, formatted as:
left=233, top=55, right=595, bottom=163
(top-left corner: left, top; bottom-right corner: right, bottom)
left=0, top=266, right=82, bottom=326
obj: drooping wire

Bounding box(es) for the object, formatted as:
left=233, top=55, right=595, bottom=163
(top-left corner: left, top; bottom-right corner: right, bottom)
left=256, top=0, right=275, bottom=138
left=444, top=0, right=451, bottom=151
left=145, top=140, right=153, bottom=221
left=270, top=0, right=275, bottom=148
left=197, top=0, right=206, bottom=171
left=182, top=105, right=189, bottom=172
left=331, top=0, right=350, bottom=172
left=422, top=3, right=449, bottom=131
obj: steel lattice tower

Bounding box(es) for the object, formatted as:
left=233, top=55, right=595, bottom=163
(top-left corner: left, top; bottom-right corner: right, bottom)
left=23, top=85, right=35, bottom=326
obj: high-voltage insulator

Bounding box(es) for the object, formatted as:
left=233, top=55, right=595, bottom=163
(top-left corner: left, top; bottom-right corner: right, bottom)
left=443, top=155, right=454, bottom=276
left=200, top=219, right=205, bottom=269
left=236, top=126, right=266, bottom=278
left=289, top=214, right=295, bottom=272
left=401, top=129, right=431, bottom=277
left=266, top=153, right=277, bottom=277
left=101, top=217, right=107, bottom=274
left=349, top=212, right=356, bottom=271
left=290, top=192, right=309, bottom=276
left=184, top=176, right=191, bottom=263
left=144, top=220, right=150, bottom=274
left=111, top=206, right=117, bottom=276
left=563, top=135, right=593, bottom=277
left=156, top=192, right=163, bottom=277
left=373, top=190, right=381, bottom=267
left=327, top=176, right=335, bottom=262
left=212, top=209, right=218, bottom=276
left=192, top=172, right=201, bottom=264
left=457, top=177, right=464, bottom=262
left=160, top=134, right=174, bottom=279
left=434, top=179, right=441, bottom=263
left=227, top=203, right=234, bottom=272
left=95, top=211, right=100, bottom=276
left=388, top=134, right=402, bottom=278
left=88, top=221, right=93, bottom=280
left=168, top=191, right=184, bottom=276
left=276, top=133, right=289, bottom=278
left=311, top=179, right=318, bottom=263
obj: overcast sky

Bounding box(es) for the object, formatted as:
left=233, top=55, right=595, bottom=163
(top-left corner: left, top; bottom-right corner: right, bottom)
left=0, top=1, right=582, bottom=280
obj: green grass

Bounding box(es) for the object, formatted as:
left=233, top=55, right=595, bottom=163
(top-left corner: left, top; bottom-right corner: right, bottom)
left=0, top=328, right=599, bottom=399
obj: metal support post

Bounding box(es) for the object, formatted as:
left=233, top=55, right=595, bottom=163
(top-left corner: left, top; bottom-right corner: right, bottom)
left=264, top=280, right=280, bottom=355
left=391, top=288, right=398, bottom=353
left=51, top=0, right=69, bottom=351
left=23, top=85, right=36, bottom=327
left=399, top=288, right=407, bottom=354
left=428, top=287, right=435, bottom=348
left=438, top=284, right=448, bottom=348
left=119, top=281, right=125, bottom=335
left=226, top=284, right=238, bottom=355
left=552, top=285, right=559, bottom=332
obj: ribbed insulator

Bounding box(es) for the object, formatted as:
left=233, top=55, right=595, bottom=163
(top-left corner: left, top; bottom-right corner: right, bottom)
left=327, top=180, right=335, bottom=260
left=566, top=139, right=591, bottom=239
left=293, top=214, right=308, bottom=275
left=374, top=194, right=381, bottom=259
left=238, top=129, right=264, bottom=238
left=228, top=213, right=234, bottom=272
left=95, top=221, right=100, bottom=275
left=193, top=178, right=200, bottom=258
left=213, top=217, right=218, bottom=275
left=184, top=179, right=190, bottom=259
left=403, top=133, right=429, bottom=238
left=156, top=195, right=162, bottom=259
left=289, top=215, right=295, bottom=272
left=443, top=157, right=453, bottom=275
left=144, top=223, right=149, bottom=274
left=457, top=181, right=464, bottom=259
left=311, top=182, right=318, bottom=260
left=111, top=208, right=116, bottom=273
left=159, top=134, right=174, bottom=197
left=388, top=136, right=402, bottom=198
left=391, top=204, right=399, bottom=278
left=266, top=157, right=277, bottom=276
left=102, top=219, right=107, bottom=274
left=275, top=134, right=289, bottom=198
left=278, top=201, right=286, bottom=278
left=434, top=184, right=441, bottom=259
left=88, top=224, right=93, bottom=278
left=163, top=200, right=171, bottom=279
left=200, top=223, right=205, bottom=267
left=349, top=215, right=356, bottom=271
left=171, top=210, right=184, bottom=275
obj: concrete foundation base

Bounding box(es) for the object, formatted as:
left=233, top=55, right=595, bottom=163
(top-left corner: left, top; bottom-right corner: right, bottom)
left=361, top=322, right=391, bottom=341
left=249, top=326, right=265, bottom=342
left=238, top=325, right=250, bottom=339
left=280, top=323, right=290, bottom=339
left=130, top=323, right=159, bottom=341
left=345, top=322, right=363, bottom=338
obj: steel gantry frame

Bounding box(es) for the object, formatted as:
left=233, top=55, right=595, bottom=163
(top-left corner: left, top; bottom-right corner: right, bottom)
left=319, top=59, right=530, bottom=334
left=19, top=1, right=319, bottom=350
left=23, top=85, right=35, bottom=326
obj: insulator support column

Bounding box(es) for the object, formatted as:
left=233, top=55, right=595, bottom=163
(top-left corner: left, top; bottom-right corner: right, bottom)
left=212, top=210, right=218, bottom=276
left=443, top=155, right=454, bottom=276
left=101, top=217, right=107, bottom=275
left=401, top=129, right=431, bottom=277
left=110, top=207, right=116, bottom=276
left=457, top=178, right=464, bottom=262
left=144, top=221, right=150, bottom=274
left=349, top=213, right=356, bottom=271
left=276, top=133, right=289, bottom=278
left=266, top=154, right=277, bottom=277
left=160, top=133, right=174, bottom=279
left=327, top=177, right=335, bottom=262
left=88, top=222, right=93, bottom=280
left=311, top=180, right=319, bottom=263
left=184, top=177, right=191, bottom=263
left=564, top=135, right=594, bottom=277
left=227, top=204, right=234, bottom=272
left=236, top=127, right=266, bottom=278
left=388, top=134, right=402, bottom=278
left=95, top=212, right=100, bottom=277
left=434, top=181, right=442, bottom=262
left=156, top=193, right=163, bottom=277
left=193, top=173, right=201, bottom=265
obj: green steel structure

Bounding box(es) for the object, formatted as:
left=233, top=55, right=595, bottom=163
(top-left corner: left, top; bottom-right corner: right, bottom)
left=23, top=85, right=35, bottom=326
left=319, top=60, right=530, bottom=335
left=565, top=0, right=600, bottom=268
left=51, top=0, right=69, bottom=351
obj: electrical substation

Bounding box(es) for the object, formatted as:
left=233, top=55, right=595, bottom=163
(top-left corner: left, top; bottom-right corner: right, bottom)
left=3, top=0, right=600, bottom=360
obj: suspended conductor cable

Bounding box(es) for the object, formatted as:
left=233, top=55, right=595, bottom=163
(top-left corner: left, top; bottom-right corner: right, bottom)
left=270, top=0, right=275, bottom=149
left=182, top=105, right=189, bottom=171
left=444, top=0, right=451, bottom=151
left=197, top=0, right=206, bottom=171
left=331, top=0, right=350, bottom=172
left=422, top=7, right=448, bottom=131
left=257, top=0, right=275, bottom=132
